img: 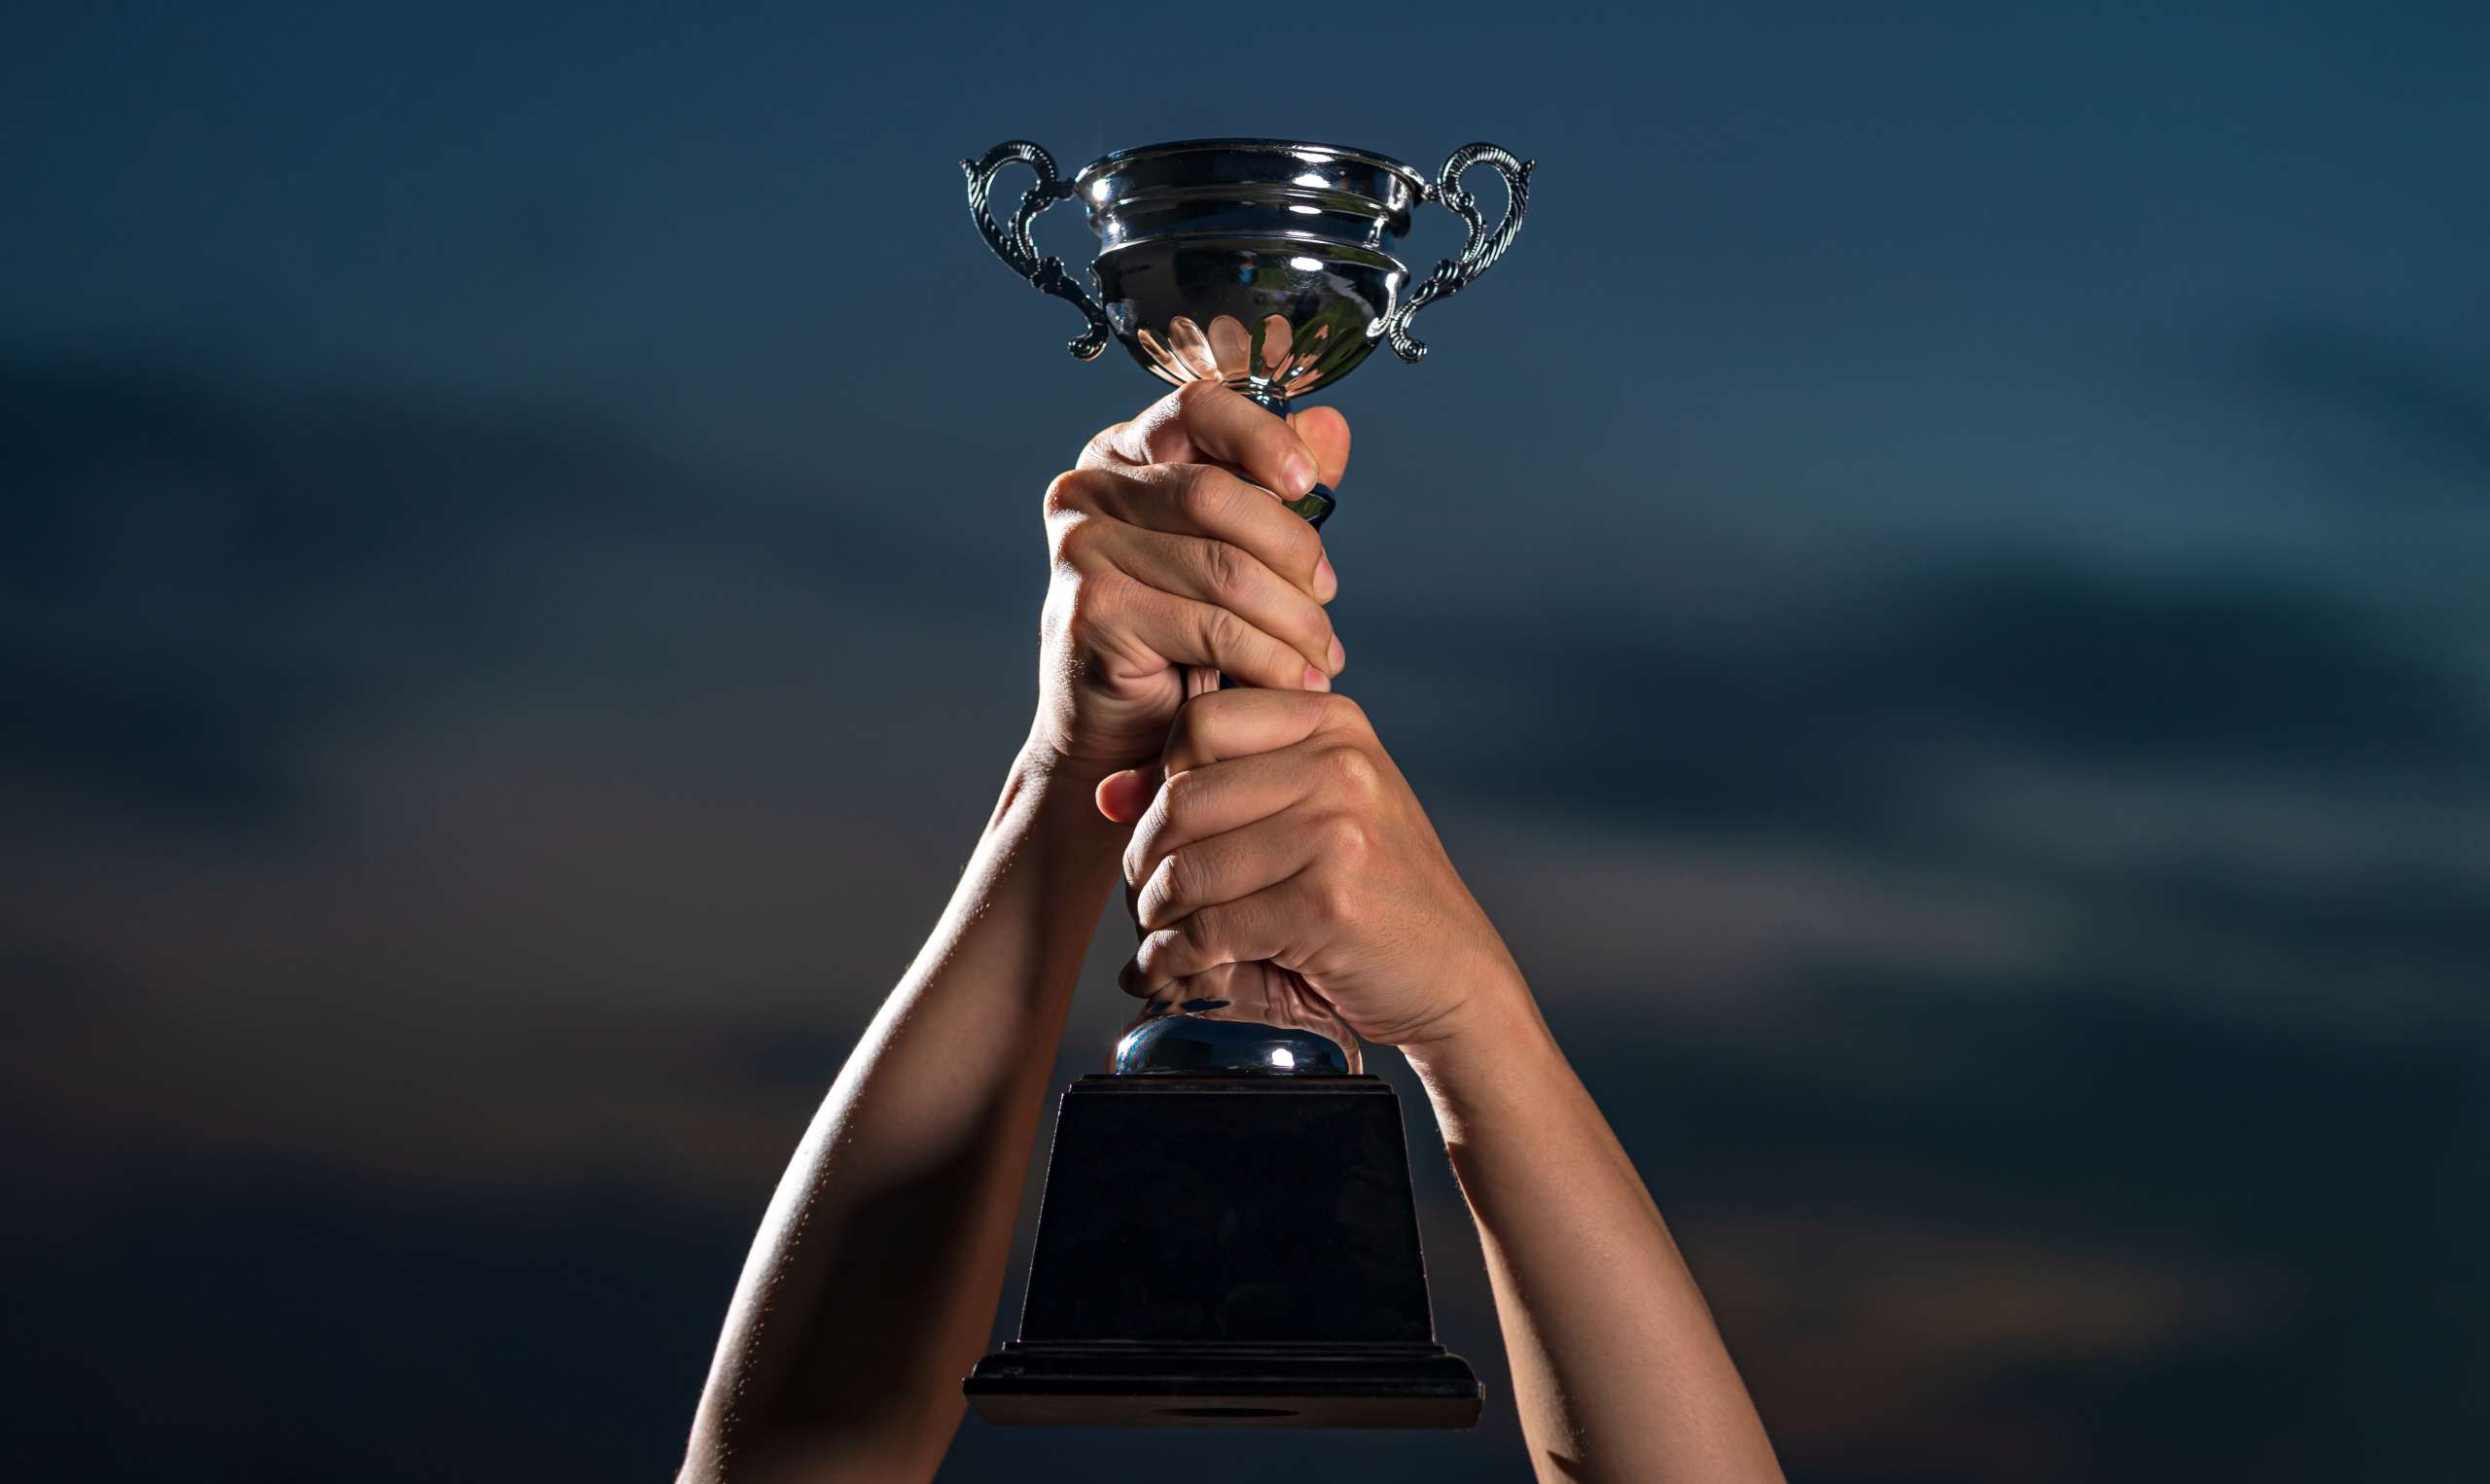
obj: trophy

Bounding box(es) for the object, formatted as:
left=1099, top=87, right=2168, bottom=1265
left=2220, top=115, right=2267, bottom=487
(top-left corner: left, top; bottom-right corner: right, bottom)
left=957, top=137, right=1533, bottom=1428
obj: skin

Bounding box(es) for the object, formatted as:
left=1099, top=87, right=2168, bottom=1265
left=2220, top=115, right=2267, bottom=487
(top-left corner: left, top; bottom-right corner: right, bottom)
left=680, top=381, right=1782, bottom=1484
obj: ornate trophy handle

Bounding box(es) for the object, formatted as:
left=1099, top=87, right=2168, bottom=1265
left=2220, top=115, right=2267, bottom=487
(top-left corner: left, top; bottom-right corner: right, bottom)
left=962, top=141, right=1115, bottom=362
left=1382, top=143, right=1536, bottom=364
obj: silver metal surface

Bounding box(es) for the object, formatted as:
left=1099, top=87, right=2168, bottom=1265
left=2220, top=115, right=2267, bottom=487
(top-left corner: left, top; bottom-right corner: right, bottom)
left=962, top=140, right=1114, bottom=362
left=963, top=136, right=1532, bottom=409
left=1379, top=142, right=1535, bottom=363
left=1114, top=977, right=1361, bottom=1077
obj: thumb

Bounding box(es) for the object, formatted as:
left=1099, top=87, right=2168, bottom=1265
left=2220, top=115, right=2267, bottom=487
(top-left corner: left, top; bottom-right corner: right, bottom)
left=1287, top=405, right=1352, bottom=488
left=1095, top=766, right=1155, bottom=825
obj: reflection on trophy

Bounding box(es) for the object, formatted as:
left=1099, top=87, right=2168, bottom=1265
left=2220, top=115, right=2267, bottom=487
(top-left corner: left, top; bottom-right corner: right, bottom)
left=958, top=137, right=1533, bottom=1428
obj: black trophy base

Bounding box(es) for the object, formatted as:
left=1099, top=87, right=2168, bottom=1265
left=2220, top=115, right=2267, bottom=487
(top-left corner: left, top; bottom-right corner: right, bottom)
left=966, top=1341, right=1479, bottom=1428
left=966, top=1074, right=1480, bottom=1430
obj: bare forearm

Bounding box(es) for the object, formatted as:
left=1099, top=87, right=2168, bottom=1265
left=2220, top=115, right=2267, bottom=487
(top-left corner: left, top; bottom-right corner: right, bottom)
left=678, top=383, right=1348, bottom=1478
left=1408, top=980, right=1782, bottom=1484
left=682, top=740, right=1123, bottom=1483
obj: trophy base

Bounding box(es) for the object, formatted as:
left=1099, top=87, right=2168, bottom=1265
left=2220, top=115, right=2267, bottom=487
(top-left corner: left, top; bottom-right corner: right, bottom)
left=965, top=1340, right=1480, bottom=1428
left=966, top=1074, right=1480, bottom=1430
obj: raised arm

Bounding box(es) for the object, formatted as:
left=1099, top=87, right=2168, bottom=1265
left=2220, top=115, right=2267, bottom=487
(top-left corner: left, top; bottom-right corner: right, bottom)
left=1111, top=689, right=1784, bottom=1484
left=680, top=384, right=1350, bottom=1484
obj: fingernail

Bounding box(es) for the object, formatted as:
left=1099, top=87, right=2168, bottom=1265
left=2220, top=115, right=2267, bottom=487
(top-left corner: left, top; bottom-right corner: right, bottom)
left=1328, top=634, right=1345, bottom=674
left=1287, top=448, right=1317, bottom=493
left=1314, top=554, right=1337, bottom=602
left=1303, top=665, right=1332, bottom=691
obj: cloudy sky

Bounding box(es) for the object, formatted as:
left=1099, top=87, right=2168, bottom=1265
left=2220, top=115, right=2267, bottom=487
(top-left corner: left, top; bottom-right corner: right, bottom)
left=4, top=3, right=2482, bottom=1479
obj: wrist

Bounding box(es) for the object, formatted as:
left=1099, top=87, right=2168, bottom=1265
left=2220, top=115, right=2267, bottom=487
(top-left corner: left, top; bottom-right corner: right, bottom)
left=1399, top=956, right=1565, bottom=1131
left=1017, top=717, right=1142, bottom=792
left=998, top=732, right=1129, bottom=858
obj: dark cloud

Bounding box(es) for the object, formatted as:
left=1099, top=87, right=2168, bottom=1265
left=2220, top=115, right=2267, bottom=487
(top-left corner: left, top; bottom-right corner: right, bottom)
left=0, top=940, right=138, bottom=1041
left=0, top=1157, right=736, bottom=1484
left=2103, top=855, right=2490, bottom=982
left=0, top=341, right=1041, bottom=833
left=1561, top=981, right=2481, bottom=1484
left=1861, top=559, right=2480, bottom=769
left=2237, top=321, right=2490, bottom=492
left=1363, top=552, right=2484, bottom=841
left=0, top=628, right=342, bottom=827
left=0, top=347, right=629, bottom=825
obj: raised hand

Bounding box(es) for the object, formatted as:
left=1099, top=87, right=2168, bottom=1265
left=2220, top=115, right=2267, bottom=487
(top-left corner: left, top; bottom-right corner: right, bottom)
left=1032, top=381, right=1352, bottom=776
left=1102, top=687, right=1526, bottom=1050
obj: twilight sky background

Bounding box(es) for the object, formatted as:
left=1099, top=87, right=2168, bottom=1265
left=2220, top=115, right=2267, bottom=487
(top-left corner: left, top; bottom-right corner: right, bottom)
left=3, top=2, right=2483, bottom=1479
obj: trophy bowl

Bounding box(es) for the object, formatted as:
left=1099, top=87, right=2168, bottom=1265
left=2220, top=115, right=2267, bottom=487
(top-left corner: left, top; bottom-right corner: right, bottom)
left=964, top=136, right=1532, bottom=430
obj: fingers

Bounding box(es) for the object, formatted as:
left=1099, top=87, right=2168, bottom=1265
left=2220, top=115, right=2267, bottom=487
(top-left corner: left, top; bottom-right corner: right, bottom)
left=1093, top=579, right=1334, bottom=694
left=1160, top=688, right=1365, bottom=776
left=1131, top=806, right=1334, bottom=932
left=1128, top=877, right=1316, bottom=993
left=1054, top=464, right=1332, bottom=603
left=1129, top=961, right=1293, bottom=1010
left=1124, top=749, right=1325, bottom=891
left=1087, top=382, right=1352, bottom=500
left=1049, top=481, right=1339, bottom=690
left=1101, top=687, right=1365, bottom=830
left=1091, top=524, right=1337, bottom=678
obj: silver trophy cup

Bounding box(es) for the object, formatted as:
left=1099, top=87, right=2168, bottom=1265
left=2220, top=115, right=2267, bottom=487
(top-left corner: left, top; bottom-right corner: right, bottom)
left=964, top=136, right=1532, bottom=526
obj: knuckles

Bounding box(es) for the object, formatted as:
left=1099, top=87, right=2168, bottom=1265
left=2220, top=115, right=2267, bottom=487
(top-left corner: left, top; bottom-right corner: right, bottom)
left=1159, top=698, right=1208, bottom=762
left=1178, top=904, right=1224, bottom=953
left=1316, top=809, right=1371, bottom=863
left=1170, top=463, right=1244, bottom=525
left=1043, top=468, right=1101, bottom=519
left=1173, top=378, right=1229, bottom=417
left=1056, top=568, right=1129, bottom=639
left=1157, top=764, right=1206, bottom=824
left=1318, top=742, right=1382, bottom=799
left=1199, top=606, right=1250, bottom=663
left=1316, top=691, right=1370, bottom=735
left=1049, top=511, right=1101, bottom=566
left=1150, top=849, right=1199, bottom=917
left=1134, top=916, right=1200, bottom=981
left=1304, top=872, right=1362, bottom=929
left=1197, top=538, right=1249, bottom=601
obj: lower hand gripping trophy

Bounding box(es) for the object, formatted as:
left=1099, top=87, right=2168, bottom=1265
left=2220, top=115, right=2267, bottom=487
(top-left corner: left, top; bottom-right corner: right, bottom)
left=957, top=137, right=1532, bottom=1428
